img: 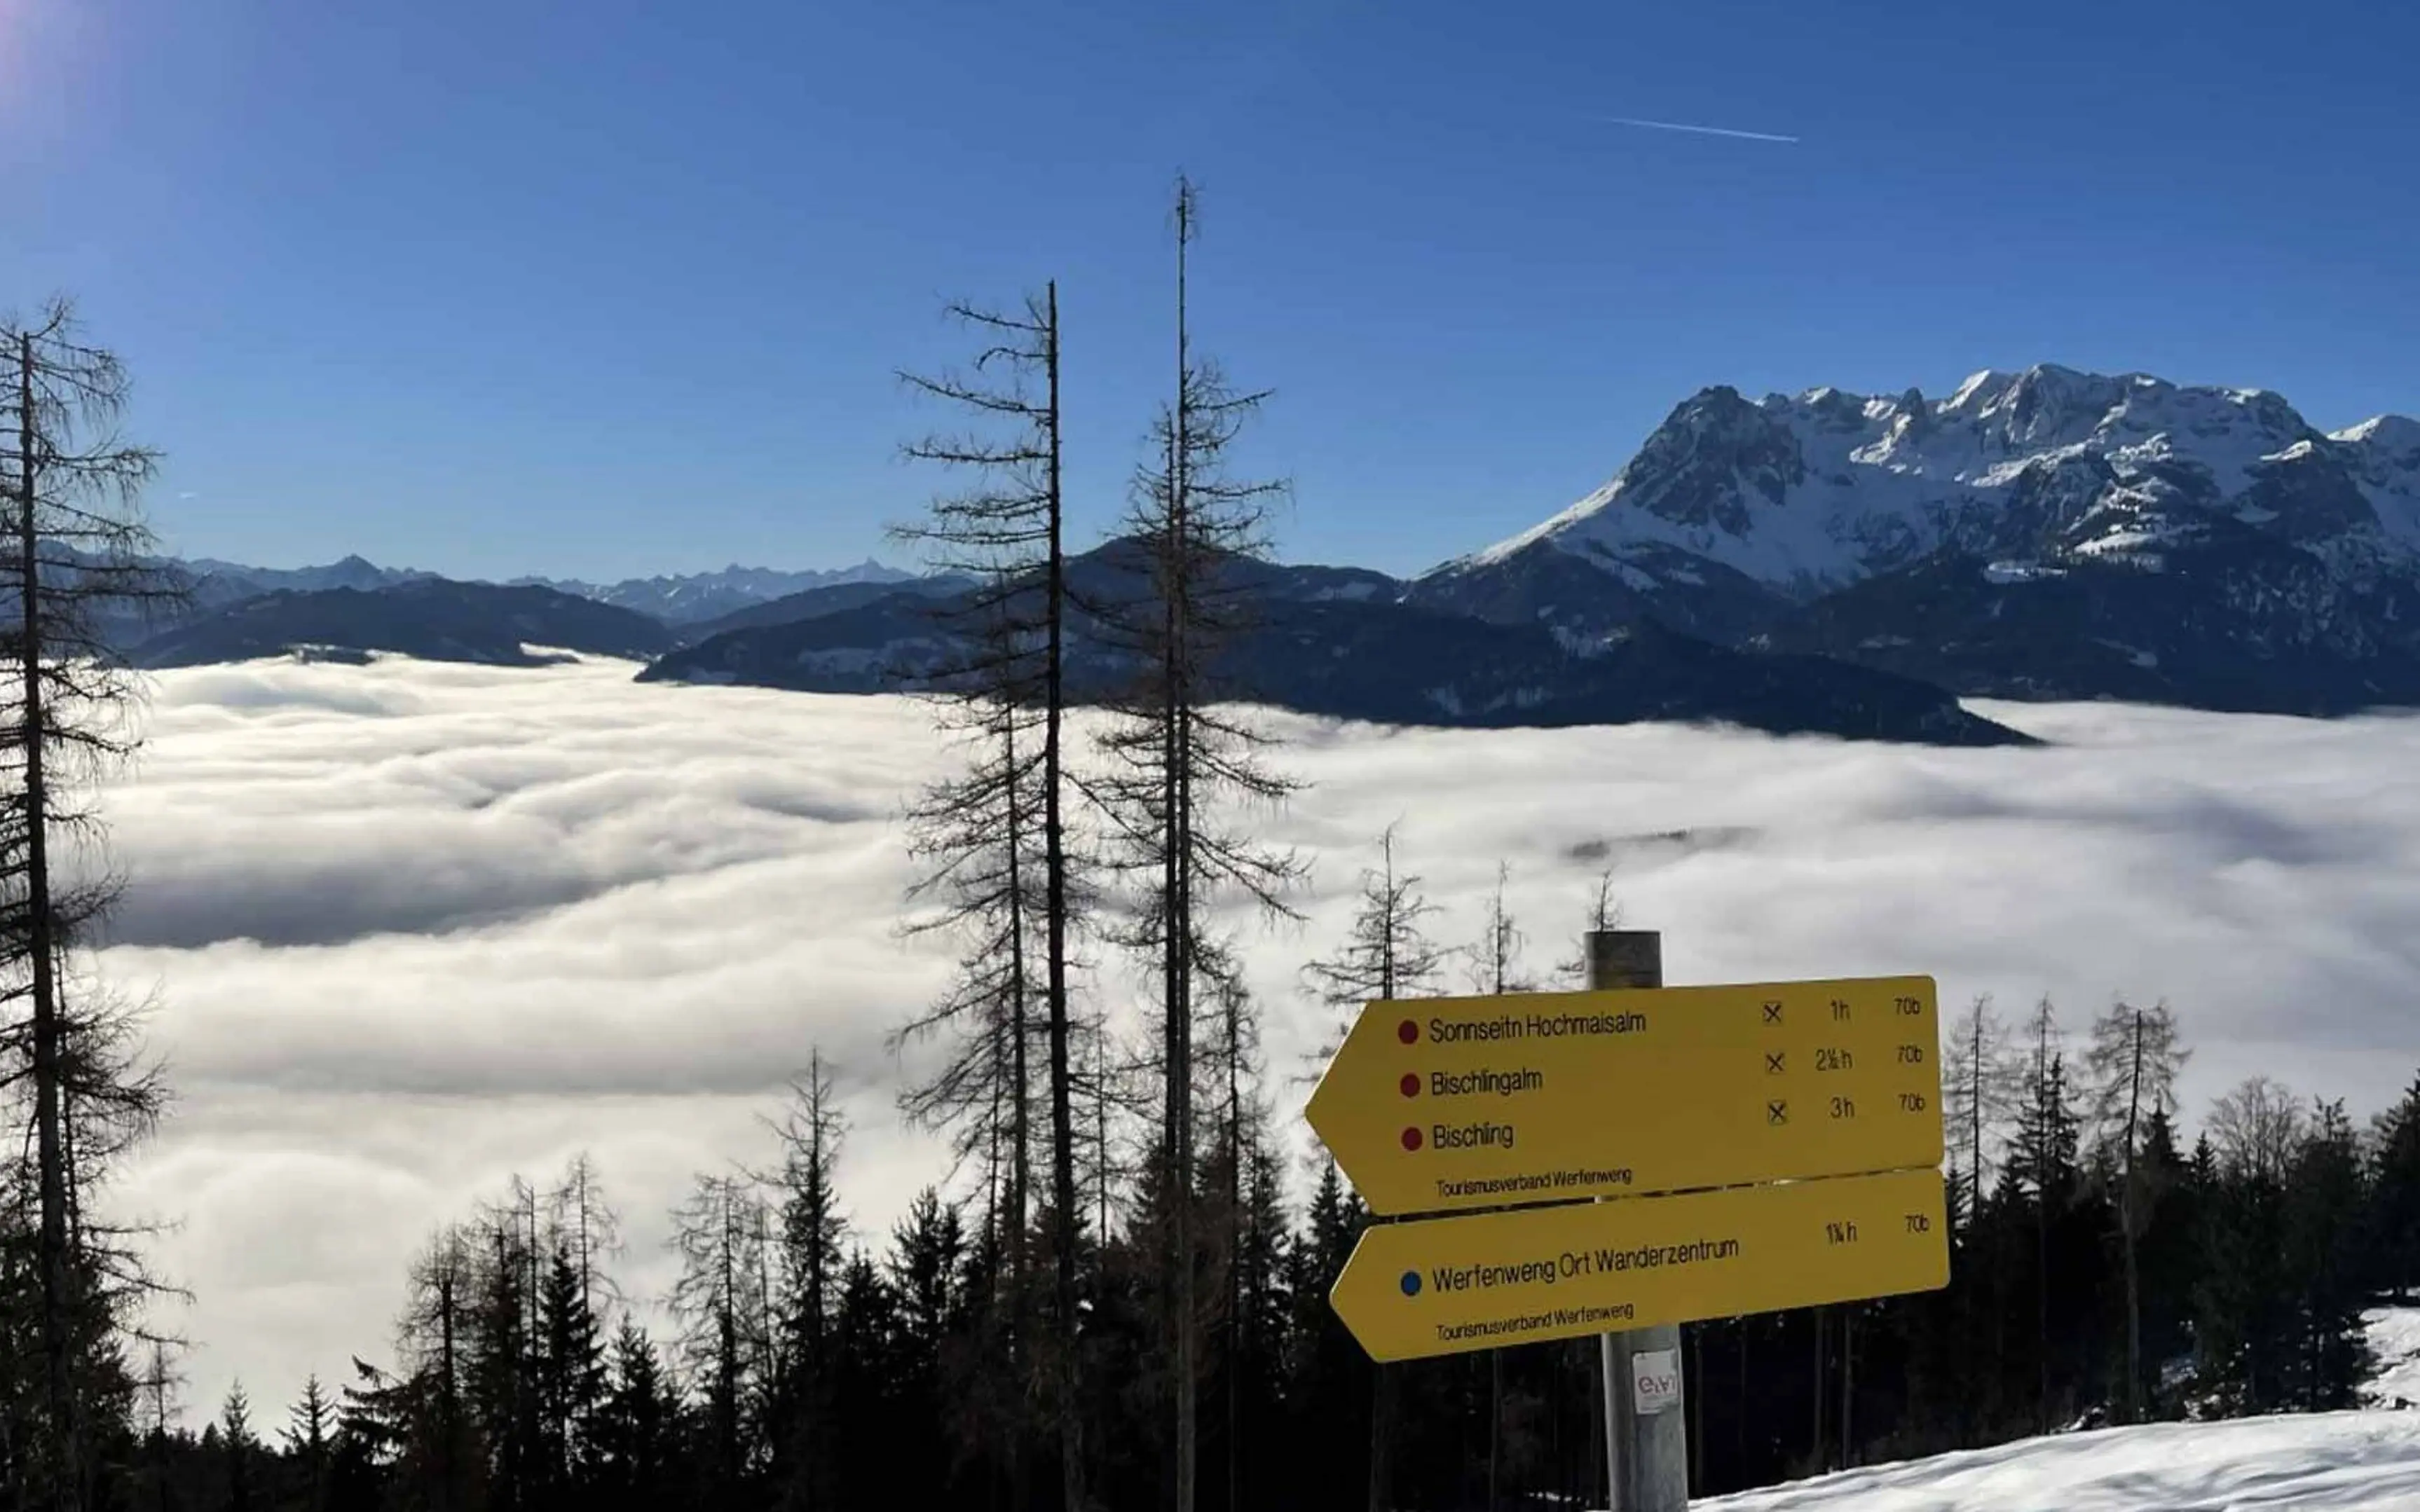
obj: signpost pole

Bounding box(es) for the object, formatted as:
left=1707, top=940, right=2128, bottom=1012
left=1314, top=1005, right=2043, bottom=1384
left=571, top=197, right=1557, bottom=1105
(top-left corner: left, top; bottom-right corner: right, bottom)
left=1590, top=930, right=1689, bottom=1512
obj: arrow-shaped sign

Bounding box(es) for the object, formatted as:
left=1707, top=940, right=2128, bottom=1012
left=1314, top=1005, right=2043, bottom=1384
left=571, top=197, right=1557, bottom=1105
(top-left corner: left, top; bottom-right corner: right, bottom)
left=1330, top=1167, right=1950, bottom=1363
left=1305, top=975, right=1943, bottom=1216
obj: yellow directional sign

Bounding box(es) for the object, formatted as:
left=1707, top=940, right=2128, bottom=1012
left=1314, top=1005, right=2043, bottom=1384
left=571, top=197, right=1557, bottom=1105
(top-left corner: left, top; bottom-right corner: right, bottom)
left=1306, top=976, right=1943, bottom=1216
left=1330, top=1167, right=1950, bottom=1363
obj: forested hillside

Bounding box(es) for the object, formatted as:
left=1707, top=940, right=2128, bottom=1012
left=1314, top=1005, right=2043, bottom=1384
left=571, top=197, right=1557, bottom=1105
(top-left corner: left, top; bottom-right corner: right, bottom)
left=36, top=980, right=2420, bottom=1510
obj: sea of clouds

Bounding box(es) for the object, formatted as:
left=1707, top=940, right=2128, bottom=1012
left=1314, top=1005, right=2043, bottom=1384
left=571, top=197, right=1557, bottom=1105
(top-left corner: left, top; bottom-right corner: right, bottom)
left=79, top=654, right=2420, bottom=1422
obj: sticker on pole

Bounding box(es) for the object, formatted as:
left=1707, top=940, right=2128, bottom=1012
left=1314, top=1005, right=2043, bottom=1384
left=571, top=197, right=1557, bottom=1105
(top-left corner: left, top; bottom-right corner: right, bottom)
left=1632, top=1348, right=1682, bottom=1416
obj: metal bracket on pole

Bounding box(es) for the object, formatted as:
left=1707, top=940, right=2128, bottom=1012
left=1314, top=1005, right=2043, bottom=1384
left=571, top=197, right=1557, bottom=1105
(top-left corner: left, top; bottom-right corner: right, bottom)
left=1589, top=930, right=1690, bottom=1512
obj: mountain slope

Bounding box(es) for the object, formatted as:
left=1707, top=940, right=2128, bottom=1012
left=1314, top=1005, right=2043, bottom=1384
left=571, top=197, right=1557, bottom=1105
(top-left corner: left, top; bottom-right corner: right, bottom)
left=132, top=581, right=676, bottom=668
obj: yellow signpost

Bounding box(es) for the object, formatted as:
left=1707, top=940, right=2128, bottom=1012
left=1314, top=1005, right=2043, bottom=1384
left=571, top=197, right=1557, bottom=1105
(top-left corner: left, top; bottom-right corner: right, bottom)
left=1306, top=975, right=1944, bottom=1217
left=1329, top=1166, right=1950, bottom=1363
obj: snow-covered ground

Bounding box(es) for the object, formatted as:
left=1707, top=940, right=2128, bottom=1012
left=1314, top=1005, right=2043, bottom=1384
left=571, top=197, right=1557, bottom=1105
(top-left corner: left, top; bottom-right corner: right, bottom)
left=1701, top=1307, right=2420, bottom=1508
left=2365, top=1305, right=2420, bottom=1409
left=1709, top=1413, right=2420, bottom=1511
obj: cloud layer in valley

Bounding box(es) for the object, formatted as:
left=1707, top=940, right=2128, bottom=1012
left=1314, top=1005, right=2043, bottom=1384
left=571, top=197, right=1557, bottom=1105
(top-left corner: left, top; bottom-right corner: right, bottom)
left=77, top=654, right=2420, bottom=1422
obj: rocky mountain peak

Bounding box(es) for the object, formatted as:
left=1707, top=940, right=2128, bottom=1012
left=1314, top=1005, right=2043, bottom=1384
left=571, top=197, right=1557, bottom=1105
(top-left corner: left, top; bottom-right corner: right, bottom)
left=1441, top=364, right=2416, bottom=600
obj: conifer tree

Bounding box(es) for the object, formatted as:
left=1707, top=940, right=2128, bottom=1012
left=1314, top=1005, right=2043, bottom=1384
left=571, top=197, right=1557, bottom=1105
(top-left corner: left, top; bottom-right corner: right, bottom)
left=2283, top=1100, right=2371, bottom=1409
left=214, top=1385, right=253, bottom=1512
left=536, top=1242, right=605, bottom=1501
left=1285, top=1162, right=1372, bottom=1512
left=2007, top=998, right=2081, bottom=1431
left=885, top=1189, right=966, bottom=1505
left=284, top=1375, right=332, bottom=1512
left=2128, top=1106, right=2201, bottom=1415
left=2367, top=1073, right=2420, bottom=1299
left=470, top=1190, right=545, bottom=1512
left=592, top=1320, right=678, bottom=1512
left=763, top=1057, right=848, bottom=1508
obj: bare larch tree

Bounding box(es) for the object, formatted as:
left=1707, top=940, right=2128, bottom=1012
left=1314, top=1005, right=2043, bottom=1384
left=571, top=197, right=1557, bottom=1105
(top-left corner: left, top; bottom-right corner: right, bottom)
left=1, top=297, right=181, bottom=1512
left=1091, top=176, right=1299, bottom=1512
left=891, top=282, right=1092, bottom=1509
left=2084, top=999, right=2186, bottom=1422
left=1300, top=824, right=1442, bottom=1512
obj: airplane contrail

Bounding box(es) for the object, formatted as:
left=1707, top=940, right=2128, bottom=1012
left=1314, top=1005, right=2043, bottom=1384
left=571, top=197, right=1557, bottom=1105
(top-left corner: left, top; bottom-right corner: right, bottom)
left=1596, top=115, right=1801, bottom=144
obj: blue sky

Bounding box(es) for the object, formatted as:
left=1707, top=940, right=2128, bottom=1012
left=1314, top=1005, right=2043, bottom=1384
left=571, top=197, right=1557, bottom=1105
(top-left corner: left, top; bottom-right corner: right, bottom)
left=4, top=0, right=2415, bottom=583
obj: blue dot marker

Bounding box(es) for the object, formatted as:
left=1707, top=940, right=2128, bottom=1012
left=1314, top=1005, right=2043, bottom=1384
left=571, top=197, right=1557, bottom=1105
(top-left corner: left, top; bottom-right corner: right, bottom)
left=1399, top=1270, right=1421, bottom=1298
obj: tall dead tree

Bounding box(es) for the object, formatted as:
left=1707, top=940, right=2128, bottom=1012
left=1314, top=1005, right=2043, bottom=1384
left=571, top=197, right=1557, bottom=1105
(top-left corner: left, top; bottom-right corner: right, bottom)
left=891, top=282, right=1092, bottom=1509
left=1304, top=825, right=1444, bottom=1061
left=1942, top=994, right=2020, bottom=1211
left=669, top=1172, right=773, bottom=1497
left=1, top=297, right=179, bottom=1512
left=1093, top=176, right=1299, bottom=1512
left=1302, top=825, right=1442, bottom=1512
left=1205, top=971, right=1255, bottom=1512
left=1460, top=861, right=1531, bottom=1512
left=1552, top=867, right=1621, bottom=987
left=2083, top=998, right=2186, bottom=1423
left=1463, top=860, right=1535, bottom=999
left=547, top=1152, right=623, bottom=1342
left=397, top=1225, right=479, bottom=1512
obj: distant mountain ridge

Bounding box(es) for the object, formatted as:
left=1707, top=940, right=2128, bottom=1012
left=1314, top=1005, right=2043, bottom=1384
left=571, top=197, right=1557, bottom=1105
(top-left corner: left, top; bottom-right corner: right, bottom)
left=77, top=551, right=931, bottom=669
left=110, top=362, right=2420, bottom=736
left=180, top=553, right=442, bottom=596
left=132, top=580, right=676, bottom=669
left=506, top=561, right=917, bottom=624
left=640, top=538, right=2026, bottom=746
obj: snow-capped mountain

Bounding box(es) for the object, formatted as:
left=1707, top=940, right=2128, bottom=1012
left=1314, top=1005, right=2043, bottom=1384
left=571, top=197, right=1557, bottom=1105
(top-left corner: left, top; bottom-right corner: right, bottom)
left=512, top=561, right=916, bottom=624
left=1418, top=366, right=2420, bottom=713
left=1439, top=365, right=2420, bottom=597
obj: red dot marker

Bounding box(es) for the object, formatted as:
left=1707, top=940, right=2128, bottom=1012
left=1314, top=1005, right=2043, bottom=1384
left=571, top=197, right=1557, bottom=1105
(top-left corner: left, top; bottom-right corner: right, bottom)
left=1397, top=1019, right=1419, bottom=1045
left=1400, top=1127, right=1423, bottom=1152
left=1399, top=1073, right=1420, bottom=1099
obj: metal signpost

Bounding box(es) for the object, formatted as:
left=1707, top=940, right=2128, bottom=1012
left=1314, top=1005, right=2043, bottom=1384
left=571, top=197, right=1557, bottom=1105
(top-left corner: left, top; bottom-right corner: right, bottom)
left=1308, top=933, right=1949, bottom=1511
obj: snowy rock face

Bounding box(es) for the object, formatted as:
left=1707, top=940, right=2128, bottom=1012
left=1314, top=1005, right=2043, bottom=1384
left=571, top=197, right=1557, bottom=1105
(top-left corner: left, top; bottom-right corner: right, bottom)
left=1443, top=365, right=2420, bottom=600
